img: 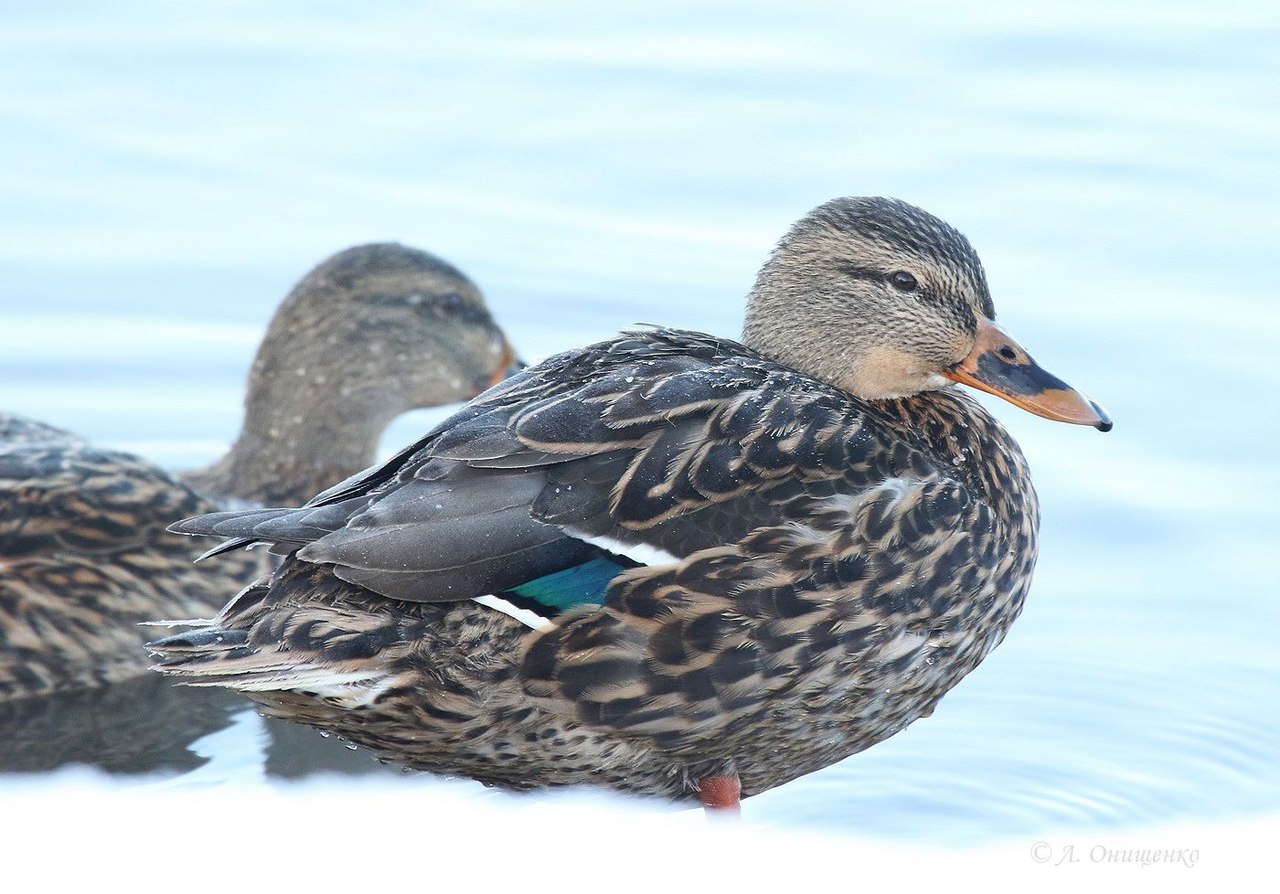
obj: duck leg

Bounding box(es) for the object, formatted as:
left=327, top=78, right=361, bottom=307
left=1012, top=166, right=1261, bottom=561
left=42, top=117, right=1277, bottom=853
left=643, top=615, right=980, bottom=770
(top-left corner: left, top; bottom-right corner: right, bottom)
left=698, top=773, right=742, bottom=817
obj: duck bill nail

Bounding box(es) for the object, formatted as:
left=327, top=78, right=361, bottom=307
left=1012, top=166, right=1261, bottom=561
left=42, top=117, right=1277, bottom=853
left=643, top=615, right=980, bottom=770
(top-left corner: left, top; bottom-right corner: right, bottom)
left=942, top=317, right=1113, bottom=432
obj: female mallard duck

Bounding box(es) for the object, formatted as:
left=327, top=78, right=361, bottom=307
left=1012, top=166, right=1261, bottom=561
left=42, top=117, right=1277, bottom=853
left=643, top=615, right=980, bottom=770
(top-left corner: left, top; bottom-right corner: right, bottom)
left=1, top=243, right=516, bottom=701
left=152, top=198, right=1109, bottom=811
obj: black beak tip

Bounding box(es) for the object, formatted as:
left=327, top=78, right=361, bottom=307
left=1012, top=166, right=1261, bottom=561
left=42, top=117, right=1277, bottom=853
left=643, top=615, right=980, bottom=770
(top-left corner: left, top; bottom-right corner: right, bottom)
left=1090, top=401, right=1113, bottom=433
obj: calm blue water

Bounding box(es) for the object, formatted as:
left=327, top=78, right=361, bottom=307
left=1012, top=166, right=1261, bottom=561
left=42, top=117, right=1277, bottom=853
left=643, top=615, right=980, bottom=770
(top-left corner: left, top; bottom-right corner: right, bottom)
left=1, top=1, right=1277, bottom=845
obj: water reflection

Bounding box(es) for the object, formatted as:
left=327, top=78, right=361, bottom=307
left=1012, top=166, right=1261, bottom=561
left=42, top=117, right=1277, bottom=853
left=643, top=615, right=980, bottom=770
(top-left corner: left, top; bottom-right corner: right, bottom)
left=0, top=675, right=400, bottom=779
left=262, top=712, right=400, bottom=779
left=0, top=675, right=239, bottom=775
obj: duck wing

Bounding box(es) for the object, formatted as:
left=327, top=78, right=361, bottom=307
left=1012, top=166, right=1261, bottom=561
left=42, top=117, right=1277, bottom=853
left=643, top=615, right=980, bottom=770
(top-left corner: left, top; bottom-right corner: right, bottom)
left=169, top=329, right=944, bottom=615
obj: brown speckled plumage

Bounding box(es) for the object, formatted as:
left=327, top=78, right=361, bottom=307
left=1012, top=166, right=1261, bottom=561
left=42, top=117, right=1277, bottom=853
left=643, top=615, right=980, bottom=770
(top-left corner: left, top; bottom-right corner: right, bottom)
left=0, top=421, right=262, bottom=699
left=152, top=198, right=1104, bottom=803
left=1, top=244, right=515, bottom=702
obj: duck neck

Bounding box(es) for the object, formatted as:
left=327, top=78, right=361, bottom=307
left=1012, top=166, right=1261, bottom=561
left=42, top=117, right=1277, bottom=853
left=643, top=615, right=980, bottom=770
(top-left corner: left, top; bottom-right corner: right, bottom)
left=873, top=389, right=1039, bottom=534
left=182, top=385, right=395, bottom=507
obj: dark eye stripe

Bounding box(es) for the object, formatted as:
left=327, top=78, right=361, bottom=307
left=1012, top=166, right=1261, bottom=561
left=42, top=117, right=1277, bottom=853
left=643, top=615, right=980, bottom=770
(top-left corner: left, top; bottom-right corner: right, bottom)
left=834, top=262, right=882, bottom=280
left=835, top=263, right=923, bottom=294
left=833, top=262, right=973, bottom=328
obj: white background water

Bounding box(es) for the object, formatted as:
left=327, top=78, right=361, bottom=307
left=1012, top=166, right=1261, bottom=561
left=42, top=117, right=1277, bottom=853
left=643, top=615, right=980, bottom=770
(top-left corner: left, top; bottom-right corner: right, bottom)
left=1, top=0, right=1277, bottom=856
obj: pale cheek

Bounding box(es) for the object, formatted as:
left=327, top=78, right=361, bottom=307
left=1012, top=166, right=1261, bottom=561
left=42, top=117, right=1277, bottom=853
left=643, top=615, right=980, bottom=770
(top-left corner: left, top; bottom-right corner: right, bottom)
left=881, top=371, right=951, bottom=399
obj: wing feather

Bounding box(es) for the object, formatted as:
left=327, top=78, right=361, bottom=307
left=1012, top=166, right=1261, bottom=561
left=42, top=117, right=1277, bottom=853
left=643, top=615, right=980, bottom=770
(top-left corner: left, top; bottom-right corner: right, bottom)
left=168, top=330, right=943, bottom=611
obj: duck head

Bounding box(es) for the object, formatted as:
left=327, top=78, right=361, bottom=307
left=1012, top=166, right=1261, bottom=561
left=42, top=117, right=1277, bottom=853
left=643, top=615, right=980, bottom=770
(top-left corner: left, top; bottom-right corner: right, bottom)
left=251, top=243, right=517, bottom=413
left=201, top=243, right=518, bottom=505
left=743, top=197, right=1111, bottom=431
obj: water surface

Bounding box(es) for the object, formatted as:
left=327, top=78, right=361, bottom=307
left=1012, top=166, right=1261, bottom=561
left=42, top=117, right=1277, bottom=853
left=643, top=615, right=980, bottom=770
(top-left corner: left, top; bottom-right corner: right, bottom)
left=1, top=0, right=1277, bottom=845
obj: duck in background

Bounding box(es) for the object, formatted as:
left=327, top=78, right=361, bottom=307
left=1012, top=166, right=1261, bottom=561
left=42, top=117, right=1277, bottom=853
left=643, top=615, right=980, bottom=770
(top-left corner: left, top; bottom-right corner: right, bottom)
left=1, top=243, right=517, bottom=702
left=153, top=198, right=1110, bottom=812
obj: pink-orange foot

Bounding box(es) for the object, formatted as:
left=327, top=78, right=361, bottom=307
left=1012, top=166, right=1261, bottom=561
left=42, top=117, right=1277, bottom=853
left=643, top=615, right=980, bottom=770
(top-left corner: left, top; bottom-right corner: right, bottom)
left=698, top=774, right=742, bottom=817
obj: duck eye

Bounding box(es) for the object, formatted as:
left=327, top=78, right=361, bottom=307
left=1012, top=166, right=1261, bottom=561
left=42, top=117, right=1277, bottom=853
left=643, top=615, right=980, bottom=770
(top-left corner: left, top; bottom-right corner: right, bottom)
left=438, top=292, right=465, bottom=312
left=890, top=271, right=918, bottom=292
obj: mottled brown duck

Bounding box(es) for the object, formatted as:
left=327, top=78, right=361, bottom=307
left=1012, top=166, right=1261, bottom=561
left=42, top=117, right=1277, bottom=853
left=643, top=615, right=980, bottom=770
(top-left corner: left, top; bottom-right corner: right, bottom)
left=1, top=244, right=516, bottom=701
left=152, top=199, right=1110, bottom=812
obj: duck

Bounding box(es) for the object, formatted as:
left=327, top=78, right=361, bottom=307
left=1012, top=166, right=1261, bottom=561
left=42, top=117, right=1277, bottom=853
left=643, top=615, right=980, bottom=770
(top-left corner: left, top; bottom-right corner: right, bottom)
left=150, top=198, right=1110, bottom=812
left=1, top=243, right=517, bottom=702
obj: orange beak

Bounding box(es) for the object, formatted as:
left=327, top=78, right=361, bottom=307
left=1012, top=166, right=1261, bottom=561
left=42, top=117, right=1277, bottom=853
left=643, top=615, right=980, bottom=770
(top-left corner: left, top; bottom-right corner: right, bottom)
left=487, top=342, right=525, bottom=389
left=943, top=317, right=1112, bottom=432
